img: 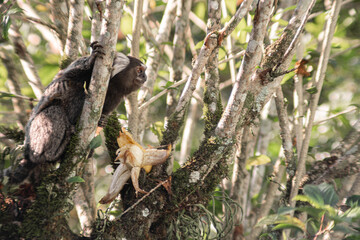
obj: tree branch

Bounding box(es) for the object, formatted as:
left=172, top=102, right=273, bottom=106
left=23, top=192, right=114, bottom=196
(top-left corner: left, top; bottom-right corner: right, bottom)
left=274, top=87, right=296, bottom=203
left=166, top=0, right=192, bottom=123
left=63, top=0, right=85, bottom=66
left=68, top=3, right=124, bottom=236
left=125, top=0, right=144, bottom=140
left=136, top=0, right=177, bottom=137
left=8, top=25, right=44, bottom=99
left=289, top=0, right=343, bottom=208
left=0, top=48, right=29, bottom=129
left=216, top=0, right=273, bottom=139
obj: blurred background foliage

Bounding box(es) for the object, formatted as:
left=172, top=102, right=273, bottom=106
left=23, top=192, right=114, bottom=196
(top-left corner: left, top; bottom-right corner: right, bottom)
left=1, top=0, right=360, bottom=236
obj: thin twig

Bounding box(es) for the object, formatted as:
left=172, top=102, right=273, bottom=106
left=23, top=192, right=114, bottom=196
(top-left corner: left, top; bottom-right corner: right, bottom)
left=138, top=77, right=188, bottom=111
left=17, top=1, right=62, bottom=54
left=221, top=0, right=237, bottom=83
left=313, top=213, right=325, bottom=240
left=8, top=25, right=44, bottom=99
left=166, top=0, right=192, bottom=123
left=330, top=42, right=360, bottom=58
left=218, top=50, right=245, bottom=65
left=117, top=179, right=169, bottom=219
left=22, top=16, right=57, bottom=31
left=274, top=87, right=295, bottom=170
left=314, top=106, right=358, bottom=125
left=0, top=90, right=38, bottom=102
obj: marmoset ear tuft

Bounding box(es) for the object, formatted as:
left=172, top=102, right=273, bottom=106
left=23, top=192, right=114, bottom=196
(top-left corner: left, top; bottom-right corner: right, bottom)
left=111, top=52, right=130, bottom=78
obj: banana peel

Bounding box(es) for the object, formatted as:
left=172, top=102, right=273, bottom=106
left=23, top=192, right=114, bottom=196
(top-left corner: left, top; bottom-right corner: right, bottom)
left=99, top=127, right=171, bottom=204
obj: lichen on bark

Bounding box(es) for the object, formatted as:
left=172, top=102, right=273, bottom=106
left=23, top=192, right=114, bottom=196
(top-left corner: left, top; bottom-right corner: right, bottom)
left=20, top=131, right=83, bottom=239
left=103, top=112, right=122, bottom=163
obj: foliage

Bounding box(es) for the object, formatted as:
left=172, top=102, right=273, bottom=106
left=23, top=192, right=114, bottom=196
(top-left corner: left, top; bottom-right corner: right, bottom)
left=168, top=191, right=241, bottom=239
left=257, top=183, right=360, bottom=238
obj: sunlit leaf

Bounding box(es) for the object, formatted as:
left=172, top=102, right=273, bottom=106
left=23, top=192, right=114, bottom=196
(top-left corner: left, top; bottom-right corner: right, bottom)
left=35, top=4, right=47, bottom=12
left=163, top=81, right=174, bottom=89
left=150, top=121, right=164, bottom=142
left=256, top=214, right=305, bottom=232
left=246, top=154, right=271, bottom=169
left=272, top=223, right=301, bottom=231
left=271, top=18, right=289, bottom=26
left=302, top=185, right=324, bottom=205
left=195, top=40, right=204, bottom=50
left=294, top=184, right=339, bottom=218
left=173, top=160, right=181, bottom=172
left=343, top=207, right=360, bottom=220
left=119, top=114, right=128, bottom=120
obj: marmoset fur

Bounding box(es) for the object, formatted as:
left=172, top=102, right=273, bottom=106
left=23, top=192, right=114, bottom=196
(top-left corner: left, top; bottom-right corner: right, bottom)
left=9, top=42, right=146, bottom=183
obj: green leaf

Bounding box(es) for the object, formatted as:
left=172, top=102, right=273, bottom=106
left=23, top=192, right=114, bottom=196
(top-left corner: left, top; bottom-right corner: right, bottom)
left=338, top=114, right=352, bottom=129
left=277, top=206, right=295, bottom=215
left=294, top=194, right=313, bottom=204
left=259, top=233, right=277, bottom=240
left=296, top=206, right=323, bottom=219
left=274, top=215, right=305, bottom=232
left=344, top=235, right=360, bottom=240
left=333, top=225, right=358, bottom=235
left=343, top=207, right=360, bottom=220
left=7, top=7, right=23, bottom=15
left=0, top=92, right=15, bottom=98
left=1, top=15, right=11, bottom=40
left=303, top=183, right=339, bottom=207
left=119, top=114, right=128, bottom=120
left=271, top=18, right=289, bottom=26
left=318, top=183, right=339, bottom=206
left=346, top=195, right=360, bottom=206
left=282, top=5, right=297, bottom=13
left=272, top=223, right=302, bottom=231
left=173, top=160, right=181, bottom=172
left=67, top=176, right=85, bottom=183
left=256, top=214, right=305, bottom=232
left=89, top=135, right=102, bottom=149
left=150, top=121, right=164, bottom=142
left=305, top=86, right=318, bottom=94
left=195, top=40, right=204, bottom=50
left=161, top=41, right=174, bottom=46
left=164, top=81, right=174, bottom=88
left=246, top=154, right=271, bottom=169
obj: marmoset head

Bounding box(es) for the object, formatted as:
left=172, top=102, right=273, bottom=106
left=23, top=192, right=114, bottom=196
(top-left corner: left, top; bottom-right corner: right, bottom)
left=110, top=53, right=147, bottom=93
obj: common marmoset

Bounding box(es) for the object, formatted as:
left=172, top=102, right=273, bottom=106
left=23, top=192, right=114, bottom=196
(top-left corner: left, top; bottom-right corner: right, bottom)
left=9, top=42, right=146, bottom=183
